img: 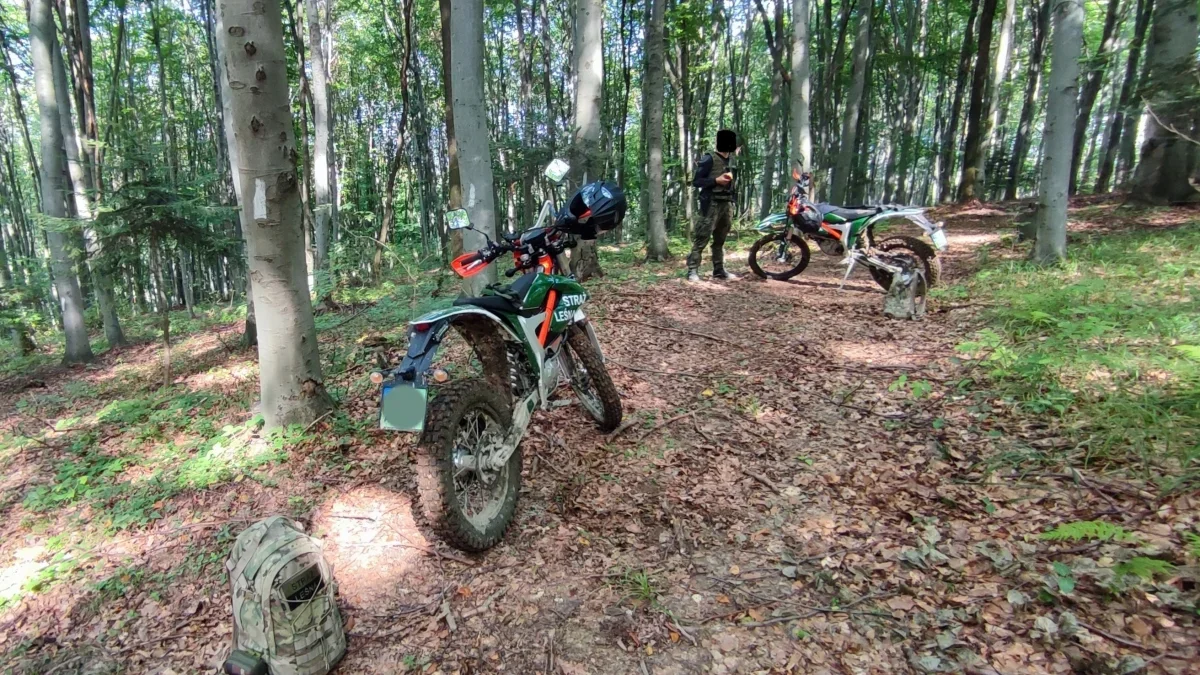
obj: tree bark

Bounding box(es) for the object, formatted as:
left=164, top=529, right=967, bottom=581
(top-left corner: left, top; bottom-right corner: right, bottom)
left=1069, top=0, right=1122, bottom=194
left=377, top=0, right=414, bottom=281
left=0, top=29, right=42, bottom=202
left=1034, top=0, right=1085, bottom=264
left=831, top=0, right=872, bottom=205
left=938, top=0, right=980, bottom=202
left=306, top=0, right=336, bottom=288
left=450, top=0, right=500, bottom=294
left=956, top=0, right=999, bottom=202
left=571, top=0, right=605, bottom=280
left=217, top=0, right=332, bottom=428
left=1131, top=0, right=1198, bottom=203
left=1096, top=0, right=1153, bottom=192
left=439, top=0, right=463, bottom=260
left=981, top=0, right=1014, bottom=193
left=1005, top=0, right=1052, bottom=200
left=791, top=0, right=812, bottom=170
left=29, top=0, right=93, bottom=364
left=645, top=0, right=669, bottom=261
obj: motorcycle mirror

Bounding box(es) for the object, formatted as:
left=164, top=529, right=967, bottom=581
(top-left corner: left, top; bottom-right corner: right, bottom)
left=544, top=158, right=570, bottom=184
left=446, top=208, right=470, bottom=230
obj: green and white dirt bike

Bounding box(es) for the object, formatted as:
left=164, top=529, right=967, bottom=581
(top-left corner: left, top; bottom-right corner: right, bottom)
left=373, top=159, right=625, bottom=552
left=750, top=168, right=949, bottom=294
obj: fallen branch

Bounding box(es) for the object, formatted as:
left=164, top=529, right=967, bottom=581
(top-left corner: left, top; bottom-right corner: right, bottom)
left=740, top=469, right=783, bottom=496
left=636, top=411, right=694, bottom=443
left=342, top=541, right=475, bottom=567
left=1077, top=621, right=1191, bottom=660
left=605, top=317, right=744, bottom=348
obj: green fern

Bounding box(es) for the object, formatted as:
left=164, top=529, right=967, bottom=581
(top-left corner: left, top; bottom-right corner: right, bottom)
left=1114, top=557, right=1175, bottom=580
left=1186, top=533, right=1200, bottom=559
left=1039, top=521, right=1137, bottom=543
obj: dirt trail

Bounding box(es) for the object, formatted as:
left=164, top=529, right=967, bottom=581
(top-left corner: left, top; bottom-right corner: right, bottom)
left=3, top=209, right=1196, bottom=673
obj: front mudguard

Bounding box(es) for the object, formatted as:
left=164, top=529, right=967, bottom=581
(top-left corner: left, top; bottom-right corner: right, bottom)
left=378, top=307, right=524, bottom=432
left=755, top=213, right=790, bottom=234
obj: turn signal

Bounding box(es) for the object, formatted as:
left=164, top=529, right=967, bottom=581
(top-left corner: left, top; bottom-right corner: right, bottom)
left=430, top=368, right=450, bottom=384
left=369, top=371, right=385, bottom=385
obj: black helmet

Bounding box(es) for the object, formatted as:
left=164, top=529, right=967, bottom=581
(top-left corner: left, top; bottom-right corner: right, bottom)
left=558, top=180, right=626, bottom=239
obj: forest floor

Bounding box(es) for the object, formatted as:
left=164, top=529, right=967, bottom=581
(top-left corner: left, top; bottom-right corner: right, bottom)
left=1, top=196, right=1198, bottom=674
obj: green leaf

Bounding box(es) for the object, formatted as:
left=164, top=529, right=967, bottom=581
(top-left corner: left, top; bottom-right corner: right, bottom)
left=1173, top=345, right=1200, bottom=360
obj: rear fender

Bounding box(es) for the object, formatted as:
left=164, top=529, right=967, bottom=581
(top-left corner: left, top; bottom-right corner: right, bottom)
left=379, top=307, right=524, bottom=432
left=866, top=209, right=943, bottom=238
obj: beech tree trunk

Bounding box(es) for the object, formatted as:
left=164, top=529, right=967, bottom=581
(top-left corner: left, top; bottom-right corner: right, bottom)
left=51, top=37, right=126, bottom=348
left=790, top=0, right=812, bottom=170
left=306, top=0, right=336, bottom=287
left=217, top=0, right=332, bottom=428
left=1131, top=0, right=1199, bottom=204
left=938, top=0, right=980, bottom=202
left=439, top=0, right=463, bottom=259
left=29, top=0, right=93, bottom=364
left=1034, top=0, right=1084, bottom=264
left=644, top=0, right=669, bottom=261
left=1006, top=0, right=1052, bottom=200
left=1069, top=0, right=1122, bottom=194
left=957, top=0, right=999, bottom=202
left=450, top=0, right=500, bottom=294
left=1095, top=0, right=1153, bottom=192
left=830, top=0, right=871, bottom=205
left=571, top=0, right=604, bottom=280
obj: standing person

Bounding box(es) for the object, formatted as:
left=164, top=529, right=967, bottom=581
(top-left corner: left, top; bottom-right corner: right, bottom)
left=687, top=129, right=739, bottom=282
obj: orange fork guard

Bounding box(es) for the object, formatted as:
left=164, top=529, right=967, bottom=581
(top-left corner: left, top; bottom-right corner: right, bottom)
left=538, top=290, right=558, bottom=346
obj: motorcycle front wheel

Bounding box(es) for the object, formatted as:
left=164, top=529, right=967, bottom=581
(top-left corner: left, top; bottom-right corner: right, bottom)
left=748, top=232, right=811, bottom=280
left=563, top=325, right=622, bottom=432
left=869, top=236, right=942, bottom=289
left=415, top=377, right=521, bottom=552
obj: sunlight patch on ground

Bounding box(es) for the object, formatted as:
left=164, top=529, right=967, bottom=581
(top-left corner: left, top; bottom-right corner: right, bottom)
left=311, top=485, right=426, bottom=609
left=0, top=545, right=48, bottom=604
left=946, top=231, right=1005, bottom=247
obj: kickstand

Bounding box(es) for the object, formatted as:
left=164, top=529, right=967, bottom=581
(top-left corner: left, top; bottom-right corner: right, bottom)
left=838, top=257, right=858, bottom=290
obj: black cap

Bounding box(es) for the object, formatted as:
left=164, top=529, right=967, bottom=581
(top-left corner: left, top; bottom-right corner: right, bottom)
left=716, top=129, right=736, bottom=153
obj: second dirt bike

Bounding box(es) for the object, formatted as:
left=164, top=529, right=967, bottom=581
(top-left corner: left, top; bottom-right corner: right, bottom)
left=749, top=168, right=948, bottom=289
left=372, top=159, right=625, bottom=552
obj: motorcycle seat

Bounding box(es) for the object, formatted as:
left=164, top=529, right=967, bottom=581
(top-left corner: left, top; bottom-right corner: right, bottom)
left=452, top=273, right=542, bottom=317
left=817, top=204, right=879, bottom=221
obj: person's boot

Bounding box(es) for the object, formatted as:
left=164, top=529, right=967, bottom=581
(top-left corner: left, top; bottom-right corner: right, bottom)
left=712, top=268, right=739, bottom=281
left=687, top=269, right=702, bottom=283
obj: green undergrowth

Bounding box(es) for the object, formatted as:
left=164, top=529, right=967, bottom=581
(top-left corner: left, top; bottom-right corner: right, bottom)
left=953, top=219, right=1200, bottom=490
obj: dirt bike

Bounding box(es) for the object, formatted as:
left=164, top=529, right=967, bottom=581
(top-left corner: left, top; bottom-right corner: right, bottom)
left=372, top=159, right=625, bottom=552
left=749, top=168, right=948, bottom=291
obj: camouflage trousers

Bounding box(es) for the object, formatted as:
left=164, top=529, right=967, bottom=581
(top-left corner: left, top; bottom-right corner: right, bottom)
left=686, top=201, right=733, bottom=273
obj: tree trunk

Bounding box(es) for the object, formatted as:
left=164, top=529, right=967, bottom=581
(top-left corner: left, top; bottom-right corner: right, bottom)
left=212, top=0, right=256, bottom=345
left=306, top=0, right=336, bottom=289
left=1131, top=0, right=1198, bottom=203
left=0, top=29, right=42, bottom=202
left=377, top=0, right=414, bottom=280
left=982, top=0, right=1015, bottom=179
left=938, top=0, right=980, bottom=202
left=1096, top=0, right=1153, bottom=193
left=148, top=232, right=171, bottom=386
left=217, top=0, right=332, bottom=428
left=645, top=0, right=669, bottom=261
left=830, top=0, right=872, bottom=205
left=1034, top=0, right=1085, bottom=264
left=1005, top=0, right=1052, bottom=200
left=571, top=0, right=605, bottom=280
left=1069, top=0, right=1122, bottom=194
left=439, top=0, right=464, bottom=260
left=29, top=0, right=93, bottom=364
left=758, top=72, right=782, bottom=218
left=791, top=0, right=812, bottom=170
left=450, top=0, right=500, bottom=294
left=957, top=0, right=999, bottom=202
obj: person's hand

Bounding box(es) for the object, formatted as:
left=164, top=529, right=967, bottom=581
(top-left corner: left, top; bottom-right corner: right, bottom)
left=716, top=172, right=733, bottom=186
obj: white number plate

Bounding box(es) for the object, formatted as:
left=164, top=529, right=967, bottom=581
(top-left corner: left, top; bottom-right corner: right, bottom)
left=931, top=229, right=949, bottom=251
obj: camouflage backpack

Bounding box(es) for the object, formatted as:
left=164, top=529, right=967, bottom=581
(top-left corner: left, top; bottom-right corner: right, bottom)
left=226, top=516, right=346, bottom=675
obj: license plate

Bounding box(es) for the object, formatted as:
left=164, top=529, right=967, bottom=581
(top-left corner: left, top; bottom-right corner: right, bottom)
left=931, top=229, right=949, bottom=251
left=379, top=384, right=428, bottom=431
